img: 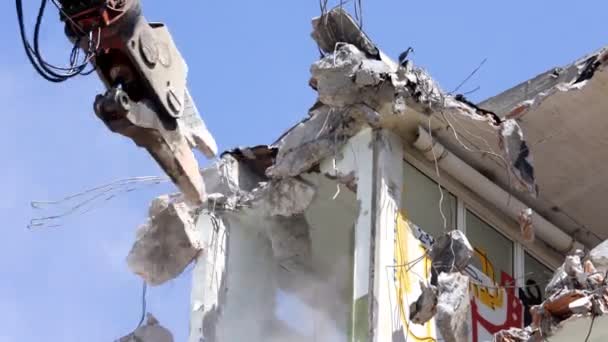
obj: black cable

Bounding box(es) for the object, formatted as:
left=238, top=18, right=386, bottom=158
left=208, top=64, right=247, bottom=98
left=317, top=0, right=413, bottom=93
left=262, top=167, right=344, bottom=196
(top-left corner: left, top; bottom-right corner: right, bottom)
left=31, top=0, right=79, bottom=79
left=584, top=314, right=596, bottom=342
left=15, top=0, right=64, bottom=82
left=15, top=0, right=94, bottom=82
left=33, top=0, right=90, bottom=78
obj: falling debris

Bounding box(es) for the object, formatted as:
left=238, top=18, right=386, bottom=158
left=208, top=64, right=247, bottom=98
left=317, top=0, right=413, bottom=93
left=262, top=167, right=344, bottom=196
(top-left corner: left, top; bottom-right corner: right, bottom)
left=406, top=230, right=473, bottom=339
left=409, top=281, right=438, bottom=324
left=117, top=314, right=173, bottom=342
left=127, top=200, right=201, bottom=286
left=429, top=230, right=474, bottom=274
left=436, top=272, right=471, bottom=342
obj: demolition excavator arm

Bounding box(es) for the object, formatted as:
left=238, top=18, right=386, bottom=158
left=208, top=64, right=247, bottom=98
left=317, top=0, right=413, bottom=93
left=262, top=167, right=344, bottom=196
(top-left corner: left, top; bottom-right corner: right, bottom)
left=15, top=0, right=217, bottom=206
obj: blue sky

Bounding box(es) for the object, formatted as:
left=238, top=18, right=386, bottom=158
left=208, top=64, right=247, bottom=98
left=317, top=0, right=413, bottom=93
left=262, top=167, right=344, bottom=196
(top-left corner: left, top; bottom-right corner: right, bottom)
left=0, top=1, right=606, bottom=341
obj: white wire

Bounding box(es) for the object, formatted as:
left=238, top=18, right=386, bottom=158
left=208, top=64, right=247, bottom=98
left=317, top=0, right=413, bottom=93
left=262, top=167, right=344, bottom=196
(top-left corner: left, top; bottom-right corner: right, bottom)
left=427, top=116, right=448, bottom=230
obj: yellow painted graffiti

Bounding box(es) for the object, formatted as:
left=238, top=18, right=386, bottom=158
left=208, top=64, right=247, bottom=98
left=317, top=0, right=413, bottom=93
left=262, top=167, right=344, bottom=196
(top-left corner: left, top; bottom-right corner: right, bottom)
left=469, top=248, right=504, bottom=310
left=394, top=211, right=435, bottom=341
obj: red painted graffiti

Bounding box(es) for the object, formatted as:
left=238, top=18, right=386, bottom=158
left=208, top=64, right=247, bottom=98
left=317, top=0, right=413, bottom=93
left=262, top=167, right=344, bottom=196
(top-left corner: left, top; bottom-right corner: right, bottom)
left=471, top=272, right=523, bottom=342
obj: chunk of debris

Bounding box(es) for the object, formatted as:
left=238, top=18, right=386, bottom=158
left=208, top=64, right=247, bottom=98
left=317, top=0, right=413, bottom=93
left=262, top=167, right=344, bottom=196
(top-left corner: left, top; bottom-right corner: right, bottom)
left=499, top=120, right=537, bottom=197
left=127, top=202, right=200, bottom=286
left=117, top=314, right=173, bottom=342
left=544, top=263, right=569, bottom=297
left=544, top=289, right=585, bottom=317
left=267, top=105, right=367, bottom=179
left=585, top=260, right=605, bottom=288
left=568, top=296, right=592, bottom=315
left=435, top=272, right=470, bottom=342
left=589, top=239, right=608, bottom=274
left=496, top=240, right=608, bottom=340
left=518, top=208, right=534, bottom=242
left=494, top=326, right=534, bottom=342
left=429, top=230, right=474, bottom=274
left=311, top=8, right=380, bottom=59
left=545, top=250, right=585, bottom=296
left=563, top=252, right=586, bottom=286
left=149, top=194, right=172, bottom=218
left=409, top=281, right=437, bottom=324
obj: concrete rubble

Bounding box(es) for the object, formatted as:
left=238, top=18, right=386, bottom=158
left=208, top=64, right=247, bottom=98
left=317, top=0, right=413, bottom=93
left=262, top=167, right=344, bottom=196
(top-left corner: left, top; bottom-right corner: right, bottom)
left=429, top=230, right=474, bottom=275
left=495, top=241, right=608, bottom=341
left=117, top=314, right=173, bottom=342
left=408, top=231, right=473, bottom=342
left=409, top=281, right=437, bottom=324
left=436, top=272, right=471, bottom=342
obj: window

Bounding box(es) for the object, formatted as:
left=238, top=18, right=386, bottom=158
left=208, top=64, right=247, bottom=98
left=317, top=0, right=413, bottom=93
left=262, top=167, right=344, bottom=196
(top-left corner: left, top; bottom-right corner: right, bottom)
left=401, top=159, right=555, bottom=340
left=466, top=210, right=514, bottom=280
left=521, top=252, right=552, bottom=325
left=401, top=160, right=551, bottom=283
left=402, top=161, right=456, bottom=238
left=524, top=252, right=552, bottom=300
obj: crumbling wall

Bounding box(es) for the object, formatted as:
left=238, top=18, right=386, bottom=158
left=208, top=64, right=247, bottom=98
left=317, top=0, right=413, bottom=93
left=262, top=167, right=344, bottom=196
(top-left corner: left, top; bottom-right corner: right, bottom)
left=123, top=8, right=545, bottom=342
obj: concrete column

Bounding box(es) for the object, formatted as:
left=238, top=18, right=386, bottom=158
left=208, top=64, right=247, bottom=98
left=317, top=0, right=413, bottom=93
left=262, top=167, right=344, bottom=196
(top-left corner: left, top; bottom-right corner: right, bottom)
left=189, top=212, right=276, bottom=342
left=323, top=127, right=405, bottom=341
left=371, top=130, right=404, bottom=342
left=320, top=128, right=373, bottom=342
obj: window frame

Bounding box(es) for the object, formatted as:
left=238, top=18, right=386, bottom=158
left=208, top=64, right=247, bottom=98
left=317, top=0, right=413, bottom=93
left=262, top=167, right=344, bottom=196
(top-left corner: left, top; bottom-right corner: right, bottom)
left=401, top=147, right=558, bottom=285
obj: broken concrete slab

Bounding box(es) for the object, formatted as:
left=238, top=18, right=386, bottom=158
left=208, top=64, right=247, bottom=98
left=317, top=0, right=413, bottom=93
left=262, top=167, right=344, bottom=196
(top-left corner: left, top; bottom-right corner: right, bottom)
left=310, top=44, right=368, bottom=107
left=118, top=314, right=173, bottom=342
left=127, top=202, right=200, bottom=286
left=311, top=8, right=540, bottom=198
left=311, top=8, right=380, bottom=59
left=429, top=230, right=474, bottom=274
left=409, top=281, right=437, bottom=325
left=481, top=47, right=608, bottom=118
left=267, top=105, right=370, bottom=179
left=435, top=272, right=470, bottom=342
